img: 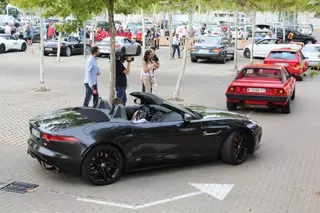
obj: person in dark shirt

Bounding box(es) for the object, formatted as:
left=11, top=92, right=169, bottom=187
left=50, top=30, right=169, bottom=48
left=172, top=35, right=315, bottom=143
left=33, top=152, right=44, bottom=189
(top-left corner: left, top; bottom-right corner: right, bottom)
left=116, top=54, right=132, bottom=105
left=142, top=46, right=159, bottom=92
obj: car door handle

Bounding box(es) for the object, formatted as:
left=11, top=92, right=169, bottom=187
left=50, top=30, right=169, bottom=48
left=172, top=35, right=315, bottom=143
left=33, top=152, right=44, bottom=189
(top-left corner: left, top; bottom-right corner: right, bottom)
left=203, top=130, right=222, bottom=136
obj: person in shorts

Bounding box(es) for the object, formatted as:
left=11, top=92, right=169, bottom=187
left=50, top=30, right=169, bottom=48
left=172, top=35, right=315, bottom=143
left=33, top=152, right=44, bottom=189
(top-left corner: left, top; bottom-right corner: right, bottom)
left=141, top=46, right=159, bottom=92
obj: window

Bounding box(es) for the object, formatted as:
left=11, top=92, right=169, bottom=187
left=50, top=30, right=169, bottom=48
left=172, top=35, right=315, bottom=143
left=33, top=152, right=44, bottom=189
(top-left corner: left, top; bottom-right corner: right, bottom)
left=283, top=68, right=291, bottom=80
left=299, top=52, right=305, bottom=60
left=124, top=39, right=132, bottom=43
left=259, top=39, right=270, bottom=44
left=197, top=37, right=220, bottom=45
left=69, top=37, right=78, bottom=42
left=222, top=39, right=230, bottom=45
left=239, top=68, right=281, bottom=79
left=268, top=51, right=297, bottom=60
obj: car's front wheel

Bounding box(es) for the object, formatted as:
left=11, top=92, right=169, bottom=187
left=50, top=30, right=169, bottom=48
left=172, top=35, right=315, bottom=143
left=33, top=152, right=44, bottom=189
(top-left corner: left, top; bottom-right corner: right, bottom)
left=64, top=47, right=72, bottom=57
left=21, top=43, right=27, bottom=51
left=243, top=48, right=250, bottom=58
left=191, top=58, right=197, bottom=63
left=135, top=46, right=141, bottom=56
left=82, top=144, right=124, bottom=185
left=0, top=44, right=5, bottom=53
left=220, top=130, right=248, bottom=165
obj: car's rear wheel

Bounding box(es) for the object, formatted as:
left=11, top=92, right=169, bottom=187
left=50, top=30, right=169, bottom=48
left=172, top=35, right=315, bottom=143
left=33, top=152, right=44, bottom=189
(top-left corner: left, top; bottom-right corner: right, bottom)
left=121, top=48, right=126, bottom=57
left=243, top=48, right=250, bottom=58
left=220, top=130, right=248, bottom=165
left=0, top=44, right=5, bottom=53
left=65, top=47, right=72, bottom=57
left=282, top=100, right=291, bottom=114
left=135, top=46, right=141, bottom=56
left=85, top=45, right=91, bottom=55
left=21, top=43, right=27, bottom=51
left=291, top=89, right=295, bottom=100
left=82, top=144, right=124, bottom=185
left=191, top=58, right=197, bottom=63
left=226, top=101, right=237, bottom=110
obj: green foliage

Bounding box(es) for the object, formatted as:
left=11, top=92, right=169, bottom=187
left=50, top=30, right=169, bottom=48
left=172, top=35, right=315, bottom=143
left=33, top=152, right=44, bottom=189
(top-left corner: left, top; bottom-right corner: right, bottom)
left=0, top=0, right=8, bottom=14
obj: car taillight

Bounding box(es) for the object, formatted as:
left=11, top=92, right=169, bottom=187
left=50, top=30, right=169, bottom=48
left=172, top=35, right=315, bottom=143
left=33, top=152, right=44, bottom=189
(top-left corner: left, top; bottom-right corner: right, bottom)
left=115, top=44, right=120, bottom=48
left=295, top=63, right=300, bottom=69
left=235, top=87, right=241, bottom=92
left=213, top=48, right=220, bottom=53
left=272, top=88, right=284, bottom=94
left=229, top=86, right=235, bottom=92
left=190, top=47, right=196, bottom=51
left=42, top=133, right=80, bottom=142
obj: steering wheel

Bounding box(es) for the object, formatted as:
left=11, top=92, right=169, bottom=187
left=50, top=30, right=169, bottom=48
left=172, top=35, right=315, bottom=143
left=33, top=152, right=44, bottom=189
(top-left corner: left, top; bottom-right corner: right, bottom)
left=136, top=105, right=149, bottom=120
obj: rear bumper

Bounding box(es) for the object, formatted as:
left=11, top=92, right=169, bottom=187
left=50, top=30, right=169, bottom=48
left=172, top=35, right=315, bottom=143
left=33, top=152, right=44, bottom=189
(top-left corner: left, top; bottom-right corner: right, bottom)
left=190, top=52, right=223, bottom=60
left=226, top=94, right=289, bottom=102
left=27, top=138, right=81, bottom=175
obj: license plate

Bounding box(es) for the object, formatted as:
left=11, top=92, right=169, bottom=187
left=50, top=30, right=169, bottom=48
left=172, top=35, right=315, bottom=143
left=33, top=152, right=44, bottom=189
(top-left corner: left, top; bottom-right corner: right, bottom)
left=275, top=63, right=288, bottom=66
left=31, top=128, right=40, bottom=138
left=247, top=88, right=266, bottom=93
left=198, top=49, right=209, bottom=53
left=45, top=48, right=52, bottom=51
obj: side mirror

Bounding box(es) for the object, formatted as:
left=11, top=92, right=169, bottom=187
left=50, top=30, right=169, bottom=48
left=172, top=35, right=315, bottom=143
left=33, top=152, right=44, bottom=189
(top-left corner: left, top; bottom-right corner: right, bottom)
left=183, top=113, right=192, bottom=122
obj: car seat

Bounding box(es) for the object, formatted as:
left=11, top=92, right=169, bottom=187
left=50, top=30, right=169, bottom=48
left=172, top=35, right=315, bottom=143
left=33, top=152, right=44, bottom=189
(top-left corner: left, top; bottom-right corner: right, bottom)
left=111, top=104, right=128, bottom=120
left=93, top=97, right=111, bottom=110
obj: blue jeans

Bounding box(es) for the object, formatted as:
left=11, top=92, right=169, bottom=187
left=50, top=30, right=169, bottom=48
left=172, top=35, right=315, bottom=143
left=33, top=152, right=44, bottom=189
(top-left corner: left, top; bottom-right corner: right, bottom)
left=83, top=83, right=98, bottom=107
left=116, top=87, right=127, bottom=105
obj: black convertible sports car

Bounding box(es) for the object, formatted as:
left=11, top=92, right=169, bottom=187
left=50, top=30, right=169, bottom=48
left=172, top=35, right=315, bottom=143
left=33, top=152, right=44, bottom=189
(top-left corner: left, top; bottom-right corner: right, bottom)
left=27, top=92, right=262, bottom=185
left=44, top=36, right=91, bottom=56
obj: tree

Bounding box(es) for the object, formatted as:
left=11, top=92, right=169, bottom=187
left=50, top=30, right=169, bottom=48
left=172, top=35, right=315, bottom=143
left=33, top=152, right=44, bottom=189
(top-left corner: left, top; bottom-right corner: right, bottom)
left=0, top=0, right=8, bottom=14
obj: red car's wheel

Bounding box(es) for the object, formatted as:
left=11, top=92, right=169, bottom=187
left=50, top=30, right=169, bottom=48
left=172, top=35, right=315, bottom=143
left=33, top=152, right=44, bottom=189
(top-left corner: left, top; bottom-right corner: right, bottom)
left=291, top=89, right=295, bottom=100
left=227, top=101, right=237, bottom=111
left=282, top=100, right=291, bottom=114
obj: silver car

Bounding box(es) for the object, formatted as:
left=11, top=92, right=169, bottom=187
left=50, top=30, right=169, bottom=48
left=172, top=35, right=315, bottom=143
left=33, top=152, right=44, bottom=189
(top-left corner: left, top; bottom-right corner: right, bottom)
left=301, top=44, right=320, bottom=67
left=97, top=36, right=141, bottom=57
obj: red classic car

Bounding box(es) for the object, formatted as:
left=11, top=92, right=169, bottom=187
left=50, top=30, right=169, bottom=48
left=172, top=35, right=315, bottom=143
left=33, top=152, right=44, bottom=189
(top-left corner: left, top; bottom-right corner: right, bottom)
left=263, top=48, right=308, bottom=81
left=225, top=64, right=296, bottom=113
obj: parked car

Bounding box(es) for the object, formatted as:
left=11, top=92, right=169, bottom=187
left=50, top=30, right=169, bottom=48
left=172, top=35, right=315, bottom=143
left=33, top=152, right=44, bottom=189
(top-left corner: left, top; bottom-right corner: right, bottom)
left=96, top=36, right=141, bottom=57
left=27, top=92, right=262, bottom=185
left=0, top=34, right=27, bottom=53
left=275, top=28, right=317, bottom=44
left=225, top=64, right=296, bottom=113
left=301, top=44, right=320, bottom=67
left=44, top=36, right=91, bottom=56
left=190, top=36, right=234, bottom=63
left=243, top=38, right=301, bottom=59
left=263, top=48, right=308, bottom=81
left=229, top=26, right=248, bottom=39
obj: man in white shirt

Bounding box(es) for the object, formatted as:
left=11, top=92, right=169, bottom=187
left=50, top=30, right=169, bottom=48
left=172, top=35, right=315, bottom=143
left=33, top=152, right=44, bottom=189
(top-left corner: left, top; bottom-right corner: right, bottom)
left=172, top=33, right=181, bottom=58
left=4, top=23, right=11, bottom=35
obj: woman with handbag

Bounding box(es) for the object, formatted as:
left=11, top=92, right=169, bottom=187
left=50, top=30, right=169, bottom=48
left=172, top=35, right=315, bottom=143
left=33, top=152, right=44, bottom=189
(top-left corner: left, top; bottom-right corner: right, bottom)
left=141, top=50, right=156, bottom=93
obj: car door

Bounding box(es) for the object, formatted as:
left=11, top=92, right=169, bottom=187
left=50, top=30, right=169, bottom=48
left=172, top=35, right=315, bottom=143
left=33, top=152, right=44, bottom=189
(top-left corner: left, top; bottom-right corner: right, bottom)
left=221, top=38, right=234, bottom=58
left=128, top=118, right=206, bottom=169
left=68, top=37, right=80, bottom=53
left=7, top=35, right=19, bottom=50
left=254, top=39, right=270, bottom=57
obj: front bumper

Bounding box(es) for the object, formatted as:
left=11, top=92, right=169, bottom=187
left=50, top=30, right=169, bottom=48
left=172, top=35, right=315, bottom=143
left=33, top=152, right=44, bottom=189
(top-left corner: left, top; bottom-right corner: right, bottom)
left=27, top=138, right=82, bottom=175
left=226, top=94, right=289, bottom=103
left=190, top=52, right=223, bottom=60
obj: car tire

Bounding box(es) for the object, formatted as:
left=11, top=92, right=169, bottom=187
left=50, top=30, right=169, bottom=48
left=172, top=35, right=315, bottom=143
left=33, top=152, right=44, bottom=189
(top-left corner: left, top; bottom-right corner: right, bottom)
left=82, top=144, right=124, bottom=186
left=65, top=47, right=72, bottom=57
left=282, top=100, right=291, bottom=114
left=243, top=48, right=250, bottom=58
left=305, top=40, right=313, bottom=44
left=135, top=46, right=141, bottom=56
left=291, top=89, right=295, bottom=100
left=121, top=48, right=126, bottom=57
left=220, top=130, right=248, bottom=165
left=191, top=58, right=197, bottom=63
left=0, top=44, right=6, bottom=53
left=220, top=54, right=227, bottom=64
left=227, top=101, right=237, bottom=110
left=21, top=43, right=27, bottom=51
left=230, top=53, right=234, bottom=60
left=44, top=52, right=49, bottom=56
left=85, top=45, right=91, bottom=55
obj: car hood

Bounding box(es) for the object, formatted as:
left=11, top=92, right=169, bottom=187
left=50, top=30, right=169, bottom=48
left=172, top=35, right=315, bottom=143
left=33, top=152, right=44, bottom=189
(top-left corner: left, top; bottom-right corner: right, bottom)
left=186, top=105, right=248, bottom=120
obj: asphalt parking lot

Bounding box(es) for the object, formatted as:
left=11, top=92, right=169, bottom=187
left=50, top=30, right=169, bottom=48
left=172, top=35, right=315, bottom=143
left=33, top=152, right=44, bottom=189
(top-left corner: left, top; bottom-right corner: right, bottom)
left=0, top=39, right=320, bottom=213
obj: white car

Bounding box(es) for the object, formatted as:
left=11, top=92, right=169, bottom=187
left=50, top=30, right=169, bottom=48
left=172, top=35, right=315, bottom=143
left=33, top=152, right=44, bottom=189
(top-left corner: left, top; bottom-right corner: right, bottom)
left=243, top=38, right=301, bottom=59
left=301, top=44, right=320, bottom=67
left=0, top=34, right=27, bottom=54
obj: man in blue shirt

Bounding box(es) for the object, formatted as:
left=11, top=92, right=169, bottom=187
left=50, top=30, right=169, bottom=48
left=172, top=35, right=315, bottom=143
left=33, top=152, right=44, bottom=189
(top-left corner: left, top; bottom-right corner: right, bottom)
left=83, top=46, right=101, bottom=107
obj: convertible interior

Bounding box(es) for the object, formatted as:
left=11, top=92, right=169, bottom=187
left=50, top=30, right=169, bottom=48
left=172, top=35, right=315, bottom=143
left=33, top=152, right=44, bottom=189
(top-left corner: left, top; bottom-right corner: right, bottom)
left=92, top=98, right=184, bottom=123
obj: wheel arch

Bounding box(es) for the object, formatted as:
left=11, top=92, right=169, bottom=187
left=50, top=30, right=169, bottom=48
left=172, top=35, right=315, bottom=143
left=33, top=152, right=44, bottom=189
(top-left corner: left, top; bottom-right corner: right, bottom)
left=80, top=141, right=127, bottom=174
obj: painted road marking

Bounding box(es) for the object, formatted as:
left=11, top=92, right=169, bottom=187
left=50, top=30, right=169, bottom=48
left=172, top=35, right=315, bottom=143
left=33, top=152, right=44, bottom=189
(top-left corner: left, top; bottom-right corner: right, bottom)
left=76, top=183, right=234, bottom=209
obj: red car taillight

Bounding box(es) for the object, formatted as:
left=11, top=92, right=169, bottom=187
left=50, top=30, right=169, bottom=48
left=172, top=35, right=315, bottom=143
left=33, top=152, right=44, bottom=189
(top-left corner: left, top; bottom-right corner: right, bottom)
left=295, top=63, right=300, bottom=69
left=213, top=48, right=220, bottom=53
left=229, top=86, right=246, bottom=92
left=272, top=88, right=285, bottom=95
left=42, top=133, right=80, bottom=142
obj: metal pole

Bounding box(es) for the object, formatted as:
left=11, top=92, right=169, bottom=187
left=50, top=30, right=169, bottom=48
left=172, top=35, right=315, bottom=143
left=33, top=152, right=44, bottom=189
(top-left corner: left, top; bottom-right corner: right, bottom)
left=83, top=21, right=87, bottom=59
left=163, top=4, right=165, bottom=30
left=39, top=8, right=45, bottom=87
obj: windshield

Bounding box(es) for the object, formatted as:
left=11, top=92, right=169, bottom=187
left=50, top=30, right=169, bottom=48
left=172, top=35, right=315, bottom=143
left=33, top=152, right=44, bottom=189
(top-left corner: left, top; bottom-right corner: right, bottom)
left=162, top=100, right=197, bottom=117
left=255, top=32, right=267, bottom=37
left=268, top=51, right=296, bottom=60
left=303, top=45, right=320, bottom=53
left=197, top=37, right=220, bottom=44
left=239, top=68, right=282, bottom=79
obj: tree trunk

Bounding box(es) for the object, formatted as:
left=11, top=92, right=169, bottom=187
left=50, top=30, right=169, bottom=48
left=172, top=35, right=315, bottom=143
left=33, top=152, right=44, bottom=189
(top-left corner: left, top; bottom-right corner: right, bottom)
left=141, top=8, right=146, bottom=54
left=39, top=8, right=45, bottom=89
left=152, top=4, right=157, bottom=27
left=172, top=10, right=192, bottom=100
left=107, top=0, right=116, bottom=104
left=234, top=10, right=239, bottom=72
left=282, top=12, right=286, bottom=43
left=206, top=10, right=209, bottom=28
left=56, top=29, right=62, bottom=61
left=168, top=11, right=173, bottom=59
left=250, top=12, right=256, bottom=63
left=83, top=21, right=87, bottom=59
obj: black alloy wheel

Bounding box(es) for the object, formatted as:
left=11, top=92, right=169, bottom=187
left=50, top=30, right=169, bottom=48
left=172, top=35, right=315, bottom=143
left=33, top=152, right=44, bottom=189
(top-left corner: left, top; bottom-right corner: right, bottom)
left=220, top=130, right=248, bottom=165
left=136, top=46, right=141, bottom=56
left=21, top=43, right=27, bottom=51
left=82, top=144, right=124, bottom=185
left=0, top=44, right=5, bottom=53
